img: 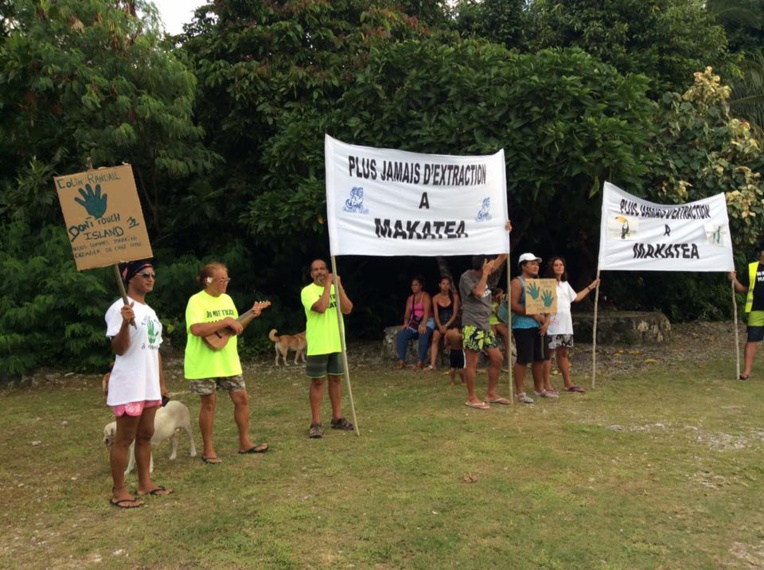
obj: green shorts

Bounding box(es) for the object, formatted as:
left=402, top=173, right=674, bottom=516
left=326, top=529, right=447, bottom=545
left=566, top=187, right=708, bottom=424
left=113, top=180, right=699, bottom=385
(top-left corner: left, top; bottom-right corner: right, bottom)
left=306, top=353, right=344, bottom=378
left=748, top=311, right=764, bottom=327
left=747, top=311, right=764, bottom=341
left=462, top=325, right=499, bottom=352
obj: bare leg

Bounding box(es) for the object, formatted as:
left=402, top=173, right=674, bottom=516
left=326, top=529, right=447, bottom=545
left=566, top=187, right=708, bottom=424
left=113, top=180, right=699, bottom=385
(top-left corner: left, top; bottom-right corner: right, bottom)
left=495, top=324, right=510, bottom=364
left=556, top=347, right=573, bottom=388
left=513, top=361, right=527, bottom=396
left=135, top=406, right=172, bottom=495
left=327, top=375, right=343, bottom=420
left=309, top=378, right=324, bottom=425
left=543, top=359, right=552, bottom=391
left=531, top=361, right=545, bottom=394
left=464, top=349, right=482, bottom=404
left=110, top=414, right=142, bottom=505
left=199, top=393, right=217, bottom=459
left=743, top=342, right=758, bottom=377
left=230, top=389, right=257, bottom=451
left=484, top=347, right=504, bottom=400
left=429, top=330, right=442, bottom=369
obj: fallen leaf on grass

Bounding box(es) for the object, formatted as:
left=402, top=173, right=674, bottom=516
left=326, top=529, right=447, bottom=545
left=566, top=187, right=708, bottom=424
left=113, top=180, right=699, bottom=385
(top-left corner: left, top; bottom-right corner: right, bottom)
left=462, top=473, right=478, bottom=483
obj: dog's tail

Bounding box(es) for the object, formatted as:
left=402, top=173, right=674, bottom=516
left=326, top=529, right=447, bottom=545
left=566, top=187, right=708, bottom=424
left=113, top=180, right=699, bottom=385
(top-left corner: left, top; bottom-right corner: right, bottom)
left=268, top=329, right=279, bottom=342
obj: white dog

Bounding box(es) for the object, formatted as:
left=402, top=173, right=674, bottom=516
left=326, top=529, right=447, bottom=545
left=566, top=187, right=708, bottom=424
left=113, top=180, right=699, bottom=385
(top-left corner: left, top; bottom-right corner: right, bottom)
left=103, top=400, right=197, bottom=475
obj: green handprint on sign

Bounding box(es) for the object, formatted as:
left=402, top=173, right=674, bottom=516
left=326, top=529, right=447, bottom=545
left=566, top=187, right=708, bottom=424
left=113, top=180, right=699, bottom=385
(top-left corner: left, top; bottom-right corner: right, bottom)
left=74, top=183, right=108, bottom=218
left=542, top=290, right=554, bottom=308
left=527, top=282, right=540, bottom=300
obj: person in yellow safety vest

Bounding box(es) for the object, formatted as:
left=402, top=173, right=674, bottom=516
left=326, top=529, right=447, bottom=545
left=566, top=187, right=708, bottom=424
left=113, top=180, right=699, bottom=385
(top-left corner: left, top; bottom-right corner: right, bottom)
left=729, top=242, right=764, bottom=380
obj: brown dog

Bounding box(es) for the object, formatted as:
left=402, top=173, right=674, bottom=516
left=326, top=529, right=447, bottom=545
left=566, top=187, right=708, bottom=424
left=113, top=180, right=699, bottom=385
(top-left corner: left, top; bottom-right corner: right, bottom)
left=268, top=329, right=307, bottom=366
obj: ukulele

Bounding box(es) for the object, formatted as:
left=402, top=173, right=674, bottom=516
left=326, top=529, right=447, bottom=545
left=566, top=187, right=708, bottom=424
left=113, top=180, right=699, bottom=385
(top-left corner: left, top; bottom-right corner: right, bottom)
left=203, top=301, right=271, bottom=350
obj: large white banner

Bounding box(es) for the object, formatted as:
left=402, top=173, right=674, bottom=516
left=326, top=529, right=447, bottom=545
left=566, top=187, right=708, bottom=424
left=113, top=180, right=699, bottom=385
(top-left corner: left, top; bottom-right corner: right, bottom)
left=325, top=135, right=509, bottom=256
left=598, top=181, right=733, bottom=272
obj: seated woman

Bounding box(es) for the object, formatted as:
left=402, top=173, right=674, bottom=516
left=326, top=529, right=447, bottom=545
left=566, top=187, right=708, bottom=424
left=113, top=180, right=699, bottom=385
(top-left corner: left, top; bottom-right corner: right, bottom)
left=396, top=276, right=434, bottom=369
left=427, top=276, right=460, bottom=371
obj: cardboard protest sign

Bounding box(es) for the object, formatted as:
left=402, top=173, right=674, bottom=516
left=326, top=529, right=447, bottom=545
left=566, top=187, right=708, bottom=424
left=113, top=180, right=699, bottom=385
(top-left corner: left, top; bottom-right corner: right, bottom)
left=54, top=164, right=152, bottom=270
left=524, top=279, right=557, bottom=314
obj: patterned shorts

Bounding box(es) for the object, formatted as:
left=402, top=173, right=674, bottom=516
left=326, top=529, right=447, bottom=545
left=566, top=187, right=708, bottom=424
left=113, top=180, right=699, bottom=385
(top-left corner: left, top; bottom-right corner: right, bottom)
left=462, top=326, right=499, bottom=352
left=548, top=334, right=574, bottom=350
left=188, top=375, right=246, bottom=396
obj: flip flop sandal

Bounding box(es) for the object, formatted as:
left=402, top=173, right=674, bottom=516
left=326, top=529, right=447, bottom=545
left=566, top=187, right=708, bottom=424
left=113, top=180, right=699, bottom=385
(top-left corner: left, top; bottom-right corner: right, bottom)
left=488, top=397, right=511, bottom=405
left=110, top=497, right=143, bottom=509
left=137, top=485, right=173, bottom=497
left=239, top=443, right=269, bottom=454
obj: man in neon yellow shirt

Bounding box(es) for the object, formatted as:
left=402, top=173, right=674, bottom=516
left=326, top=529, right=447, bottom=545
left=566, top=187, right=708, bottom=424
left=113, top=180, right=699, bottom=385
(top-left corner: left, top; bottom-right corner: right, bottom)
left=301, top=259, right=354, bottom=438
left=730, top=241, right=764, bottom=380
left=185, top=262, right=269, bottom=463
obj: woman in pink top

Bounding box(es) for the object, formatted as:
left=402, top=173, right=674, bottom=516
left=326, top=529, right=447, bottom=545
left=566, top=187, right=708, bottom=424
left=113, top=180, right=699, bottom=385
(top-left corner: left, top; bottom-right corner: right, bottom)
left=396, top=276, right=434, bottom=368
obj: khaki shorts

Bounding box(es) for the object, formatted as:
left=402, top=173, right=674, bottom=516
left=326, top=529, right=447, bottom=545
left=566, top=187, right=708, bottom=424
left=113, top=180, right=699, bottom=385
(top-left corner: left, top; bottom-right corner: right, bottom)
left=188, top=375, right=246, bottom=396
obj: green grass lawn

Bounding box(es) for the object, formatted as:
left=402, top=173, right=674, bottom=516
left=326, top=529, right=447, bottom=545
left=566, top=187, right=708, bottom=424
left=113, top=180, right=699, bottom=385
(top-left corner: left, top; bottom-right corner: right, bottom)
left=1, top=327, right=763, bottom=569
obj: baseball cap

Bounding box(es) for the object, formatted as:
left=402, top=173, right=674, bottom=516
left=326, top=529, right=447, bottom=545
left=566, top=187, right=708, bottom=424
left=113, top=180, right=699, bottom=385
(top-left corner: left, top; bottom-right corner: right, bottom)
left=518, top=253, right=542, bottom=267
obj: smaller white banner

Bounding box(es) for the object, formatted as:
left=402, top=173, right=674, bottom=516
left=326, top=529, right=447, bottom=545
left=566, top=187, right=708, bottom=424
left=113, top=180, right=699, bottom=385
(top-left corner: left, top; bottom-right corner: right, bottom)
left=598, top=181, right=733, bottom=272
left=325, top=135, right=509, bottom=257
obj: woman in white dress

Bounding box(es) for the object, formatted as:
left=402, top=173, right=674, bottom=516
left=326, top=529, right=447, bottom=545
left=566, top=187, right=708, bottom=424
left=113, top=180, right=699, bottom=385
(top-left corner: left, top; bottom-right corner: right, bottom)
left=543, top=257, right=599, bottom=394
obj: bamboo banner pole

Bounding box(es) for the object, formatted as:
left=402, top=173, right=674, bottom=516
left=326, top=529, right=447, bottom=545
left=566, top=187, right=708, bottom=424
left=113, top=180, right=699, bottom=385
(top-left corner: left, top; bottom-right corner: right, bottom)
left=591, top=268, right=602, bottom=389
left=732, top=279, right=740, bottom=380
left=330, top=256, right=360, bottom=436
left=505, top=255, right=513, bottom=404
left=113, top=265, right=137, bottom=328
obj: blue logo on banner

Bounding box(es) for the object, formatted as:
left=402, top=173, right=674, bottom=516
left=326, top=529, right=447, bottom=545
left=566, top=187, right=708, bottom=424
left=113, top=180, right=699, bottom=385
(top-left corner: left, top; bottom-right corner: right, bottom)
left=343, top=186, right=369, bottom=214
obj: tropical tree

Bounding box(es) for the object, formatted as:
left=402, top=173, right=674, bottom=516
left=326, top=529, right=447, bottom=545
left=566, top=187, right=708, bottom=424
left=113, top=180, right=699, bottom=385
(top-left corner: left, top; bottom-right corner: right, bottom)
left=0, top=0, right=218, bottom=373
left=707, top=0, right=764, bottom=135
left=452, top=0, right=529, bottom=49
left=647, top=67, right=764, bottom=248
left=510, top=0, right=731, bottom=95
left=247, top=40, right=656, bottom=272
left=181, top=0, right=430, bottom=223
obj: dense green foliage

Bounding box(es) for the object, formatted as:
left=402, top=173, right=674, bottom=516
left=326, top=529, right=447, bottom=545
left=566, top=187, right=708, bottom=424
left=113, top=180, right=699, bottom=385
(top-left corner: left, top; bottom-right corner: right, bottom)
left=456, top=0, right=732, bottom=95
left=707, top=0, right=764, bottom=135
left=0, top=0, right=218, bottom=373
left=1, top=0, right=763, bottom=374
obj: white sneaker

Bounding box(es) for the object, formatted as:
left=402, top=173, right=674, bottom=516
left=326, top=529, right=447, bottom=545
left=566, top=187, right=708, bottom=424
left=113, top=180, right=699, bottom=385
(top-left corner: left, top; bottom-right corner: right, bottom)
left=516, top=392, right=534, bottom=404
